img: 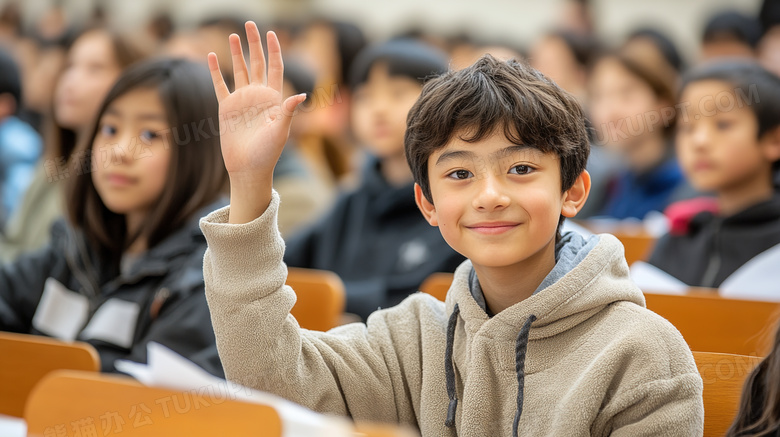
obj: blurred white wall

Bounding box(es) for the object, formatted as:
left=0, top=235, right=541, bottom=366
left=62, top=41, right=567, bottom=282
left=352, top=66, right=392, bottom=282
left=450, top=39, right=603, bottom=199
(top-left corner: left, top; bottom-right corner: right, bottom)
left=3, top=0, right=762, bottom=62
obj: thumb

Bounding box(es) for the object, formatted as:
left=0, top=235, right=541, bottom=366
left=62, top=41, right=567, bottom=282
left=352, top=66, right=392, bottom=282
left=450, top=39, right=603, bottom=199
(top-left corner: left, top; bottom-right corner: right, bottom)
left=280, top=93, right=307, bottom=132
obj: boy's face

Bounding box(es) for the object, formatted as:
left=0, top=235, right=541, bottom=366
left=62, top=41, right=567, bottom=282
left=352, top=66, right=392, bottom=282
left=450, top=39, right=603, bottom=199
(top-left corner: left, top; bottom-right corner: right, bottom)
left=676, top=80, right=776, bottom=193
left=351, top=64, right=423, bottom=158
left=415, top=132, right=588, bottom=270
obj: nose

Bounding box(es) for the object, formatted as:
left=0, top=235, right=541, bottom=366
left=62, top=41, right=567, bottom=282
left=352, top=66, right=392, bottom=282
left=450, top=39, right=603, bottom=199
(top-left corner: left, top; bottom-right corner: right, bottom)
left=99, top=134, right=134, bottom=167
left=472, top=173, right=511, bottom=212
left=689, top=125, right=710, bottom=149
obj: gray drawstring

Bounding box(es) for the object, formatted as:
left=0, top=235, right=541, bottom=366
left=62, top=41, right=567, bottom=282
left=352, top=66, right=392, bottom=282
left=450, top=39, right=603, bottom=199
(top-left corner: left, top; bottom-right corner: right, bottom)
left=512, top=314, right=537, bottom=437
left=444, top=303, right=460, bottom=428
left=443, top=304, right=536, bottom=435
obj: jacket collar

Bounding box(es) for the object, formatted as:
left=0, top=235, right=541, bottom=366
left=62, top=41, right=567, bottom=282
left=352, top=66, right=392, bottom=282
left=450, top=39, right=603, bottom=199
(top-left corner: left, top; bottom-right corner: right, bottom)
left=690, top=193, right=780, bottom=232
left=360, top=155, right=417, bottom=219
left=66, top=197, right=228, bottom=290
left=118, top=197, right=228, bottom=279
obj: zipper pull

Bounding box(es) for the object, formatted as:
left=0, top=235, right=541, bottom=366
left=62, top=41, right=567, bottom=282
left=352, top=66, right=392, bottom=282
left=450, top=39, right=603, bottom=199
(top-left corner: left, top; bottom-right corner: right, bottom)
left=150, top=288, right=170, bottom=320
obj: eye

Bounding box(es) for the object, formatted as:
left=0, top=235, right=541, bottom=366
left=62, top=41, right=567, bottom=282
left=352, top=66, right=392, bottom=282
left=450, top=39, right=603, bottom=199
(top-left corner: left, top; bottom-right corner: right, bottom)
left=509, top=165, right=533, bottom=175
left=99, top=123, right=116, bottom=137
left=140, top=130, right=159, bottom=142
left=447, top=169, right=473, bottom=180
left=715, top=120, right=733, bottom=130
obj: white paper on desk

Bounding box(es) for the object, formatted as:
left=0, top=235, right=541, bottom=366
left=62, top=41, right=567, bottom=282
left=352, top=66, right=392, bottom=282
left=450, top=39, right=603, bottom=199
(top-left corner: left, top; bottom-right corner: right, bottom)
left=720, top=243, right=780, bottom=301
left=0, top=414, right=26, bottom=437
left=629, top=261, right=688, bottom=294
left=115, top=343, right=353, bottom=437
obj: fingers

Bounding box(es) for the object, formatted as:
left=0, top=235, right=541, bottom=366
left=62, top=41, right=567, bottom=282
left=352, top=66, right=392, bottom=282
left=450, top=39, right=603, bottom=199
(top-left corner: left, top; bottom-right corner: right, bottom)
left=230, top=33, right=250, bottom=89
left=266, top=31, right=284, bottom=93
left=208, top=52, right=230, bottom=101
left=245, top=21, right=266, bottom=85
left=279, top=93, right=307, bottom=131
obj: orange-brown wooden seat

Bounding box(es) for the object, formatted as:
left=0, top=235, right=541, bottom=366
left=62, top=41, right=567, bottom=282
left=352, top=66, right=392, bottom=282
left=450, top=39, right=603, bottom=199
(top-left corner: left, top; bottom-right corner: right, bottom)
left=0, top=332, right=99, bottom=417
left=287, top=267, right=346, bottom=331
left=693, top=351, right=763, bottom=437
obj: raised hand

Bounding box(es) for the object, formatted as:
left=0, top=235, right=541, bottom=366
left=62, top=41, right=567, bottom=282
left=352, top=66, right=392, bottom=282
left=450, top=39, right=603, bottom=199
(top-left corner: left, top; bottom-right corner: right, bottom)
left=208, top=21, right=306, bottom=224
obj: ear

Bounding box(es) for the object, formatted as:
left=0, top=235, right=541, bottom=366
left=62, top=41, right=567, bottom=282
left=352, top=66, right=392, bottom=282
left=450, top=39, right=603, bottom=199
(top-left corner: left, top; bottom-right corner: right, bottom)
left=414, top=183, right=438, bottom=226
left=561, top=170, right=591, bottom=218
left=760, top=126, right=780, bottom=163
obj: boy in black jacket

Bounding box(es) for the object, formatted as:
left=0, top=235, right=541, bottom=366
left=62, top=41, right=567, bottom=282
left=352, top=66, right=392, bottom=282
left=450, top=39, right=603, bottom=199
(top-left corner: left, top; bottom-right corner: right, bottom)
left=284, top=40, right=465, bottom=320
left=649, top=62, right=780, bottom=287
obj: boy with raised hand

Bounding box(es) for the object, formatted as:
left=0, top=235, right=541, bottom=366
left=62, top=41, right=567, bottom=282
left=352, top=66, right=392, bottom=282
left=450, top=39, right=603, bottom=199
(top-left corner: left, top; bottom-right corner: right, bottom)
left=202, top=21, right=703, bottom=436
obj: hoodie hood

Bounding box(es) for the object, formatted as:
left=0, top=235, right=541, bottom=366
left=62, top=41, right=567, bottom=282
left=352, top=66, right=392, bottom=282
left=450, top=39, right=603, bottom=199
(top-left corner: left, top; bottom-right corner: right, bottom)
left=468, top=231, right=601, bottom=316
left=446, top=232, right=645, bottom=340
left=443, top=232, right=645, bottom=435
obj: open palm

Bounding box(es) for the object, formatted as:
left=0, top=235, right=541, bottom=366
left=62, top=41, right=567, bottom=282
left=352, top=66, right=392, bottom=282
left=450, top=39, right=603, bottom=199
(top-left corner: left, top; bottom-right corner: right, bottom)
left=208, top=22, right=306, bottom=180
left=208, top=22, right=306, bottom=223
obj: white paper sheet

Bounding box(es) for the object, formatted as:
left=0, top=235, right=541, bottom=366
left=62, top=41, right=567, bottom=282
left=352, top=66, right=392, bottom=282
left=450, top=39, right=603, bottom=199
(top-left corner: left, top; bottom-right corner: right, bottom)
left=720, top=243, right=780, bottom=301
left=0, top=414, right=26, bottom=437
left=629, top=261, right=688, bottom=294
left=116, top=343, right=354, bottom=437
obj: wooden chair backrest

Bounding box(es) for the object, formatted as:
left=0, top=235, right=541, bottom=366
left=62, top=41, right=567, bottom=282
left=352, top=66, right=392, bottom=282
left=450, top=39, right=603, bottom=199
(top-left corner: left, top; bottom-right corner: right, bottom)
left=0, top=332, right=99, bottom=417
left=693, top=351, right=763, bottom=437
left=419, top=272, right=454, bottom=302
left=645, top=292, right=780, bottom=356
left=613, top=232, right=657, bottom=266
left=287, top=267, right=346, bottom=331
left=24, top=370, right=281, bottom=436
left=26, top=370, right=421, bottom=437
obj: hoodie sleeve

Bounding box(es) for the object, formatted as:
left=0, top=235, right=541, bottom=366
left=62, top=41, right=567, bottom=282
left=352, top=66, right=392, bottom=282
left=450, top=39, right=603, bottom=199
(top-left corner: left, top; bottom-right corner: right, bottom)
left=593, top=309, right=704, bottom=437
left=200, top=190, right=420, bottom=424
left=605, top=373, right=704, bottom=436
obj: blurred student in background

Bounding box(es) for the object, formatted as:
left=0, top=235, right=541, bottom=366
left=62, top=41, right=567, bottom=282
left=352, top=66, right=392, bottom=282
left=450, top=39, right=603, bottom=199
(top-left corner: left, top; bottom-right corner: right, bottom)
left=700, top=10, right=762, bottom=63
left=529, top=28, right=618, bottom=219
left=649, top=61, right=780, bottom=288
left=530, top=29, right=597, bottom=105
left=289, top=18, right=367, bottom=187
left=284, top=39, right=465, bottom=320
left=625, top=27, right=685, bottom=77
left=0, top=58, right=227, bottom=375
left=275, top=57, right=335, bottom=237
left=588, top=45, right=689, bottom=219
left=0, top=27, right=147, bottom=262
left=759, top=0, right=780, bottom=78
left=0, top=48, right=41, bottom=229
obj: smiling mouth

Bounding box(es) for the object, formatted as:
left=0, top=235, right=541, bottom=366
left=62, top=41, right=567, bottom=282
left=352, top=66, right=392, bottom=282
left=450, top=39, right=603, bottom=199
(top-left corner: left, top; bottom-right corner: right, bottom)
left=106, top=174, right=138, bottom=186
left=466, top=222, right=521, bottom=235
left=692, top=162, right=715, bottom=171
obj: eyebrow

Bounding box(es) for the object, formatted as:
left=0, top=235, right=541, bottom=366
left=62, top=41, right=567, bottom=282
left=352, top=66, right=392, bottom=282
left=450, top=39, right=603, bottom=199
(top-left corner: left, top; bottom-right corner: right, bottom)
left=103, top=107, right=167, bottom=122
left=434, top=144, right=541, bottom=166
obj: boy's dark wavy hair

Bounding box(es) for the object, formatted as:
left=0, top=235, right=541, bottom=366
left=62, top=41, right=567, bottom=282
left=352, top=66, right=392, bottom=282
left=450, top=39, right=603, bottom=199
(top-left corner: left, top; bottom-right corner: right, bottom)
left=404, top=54, right=590, bottom=238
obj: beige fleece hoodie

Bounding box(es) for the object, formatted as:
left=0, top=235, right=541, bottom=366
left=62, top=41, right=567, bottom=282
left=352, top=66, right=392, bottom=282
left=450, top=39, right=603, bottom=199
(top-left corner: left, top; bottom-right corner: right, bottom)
left=201, top=191, right=704, bottom=436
